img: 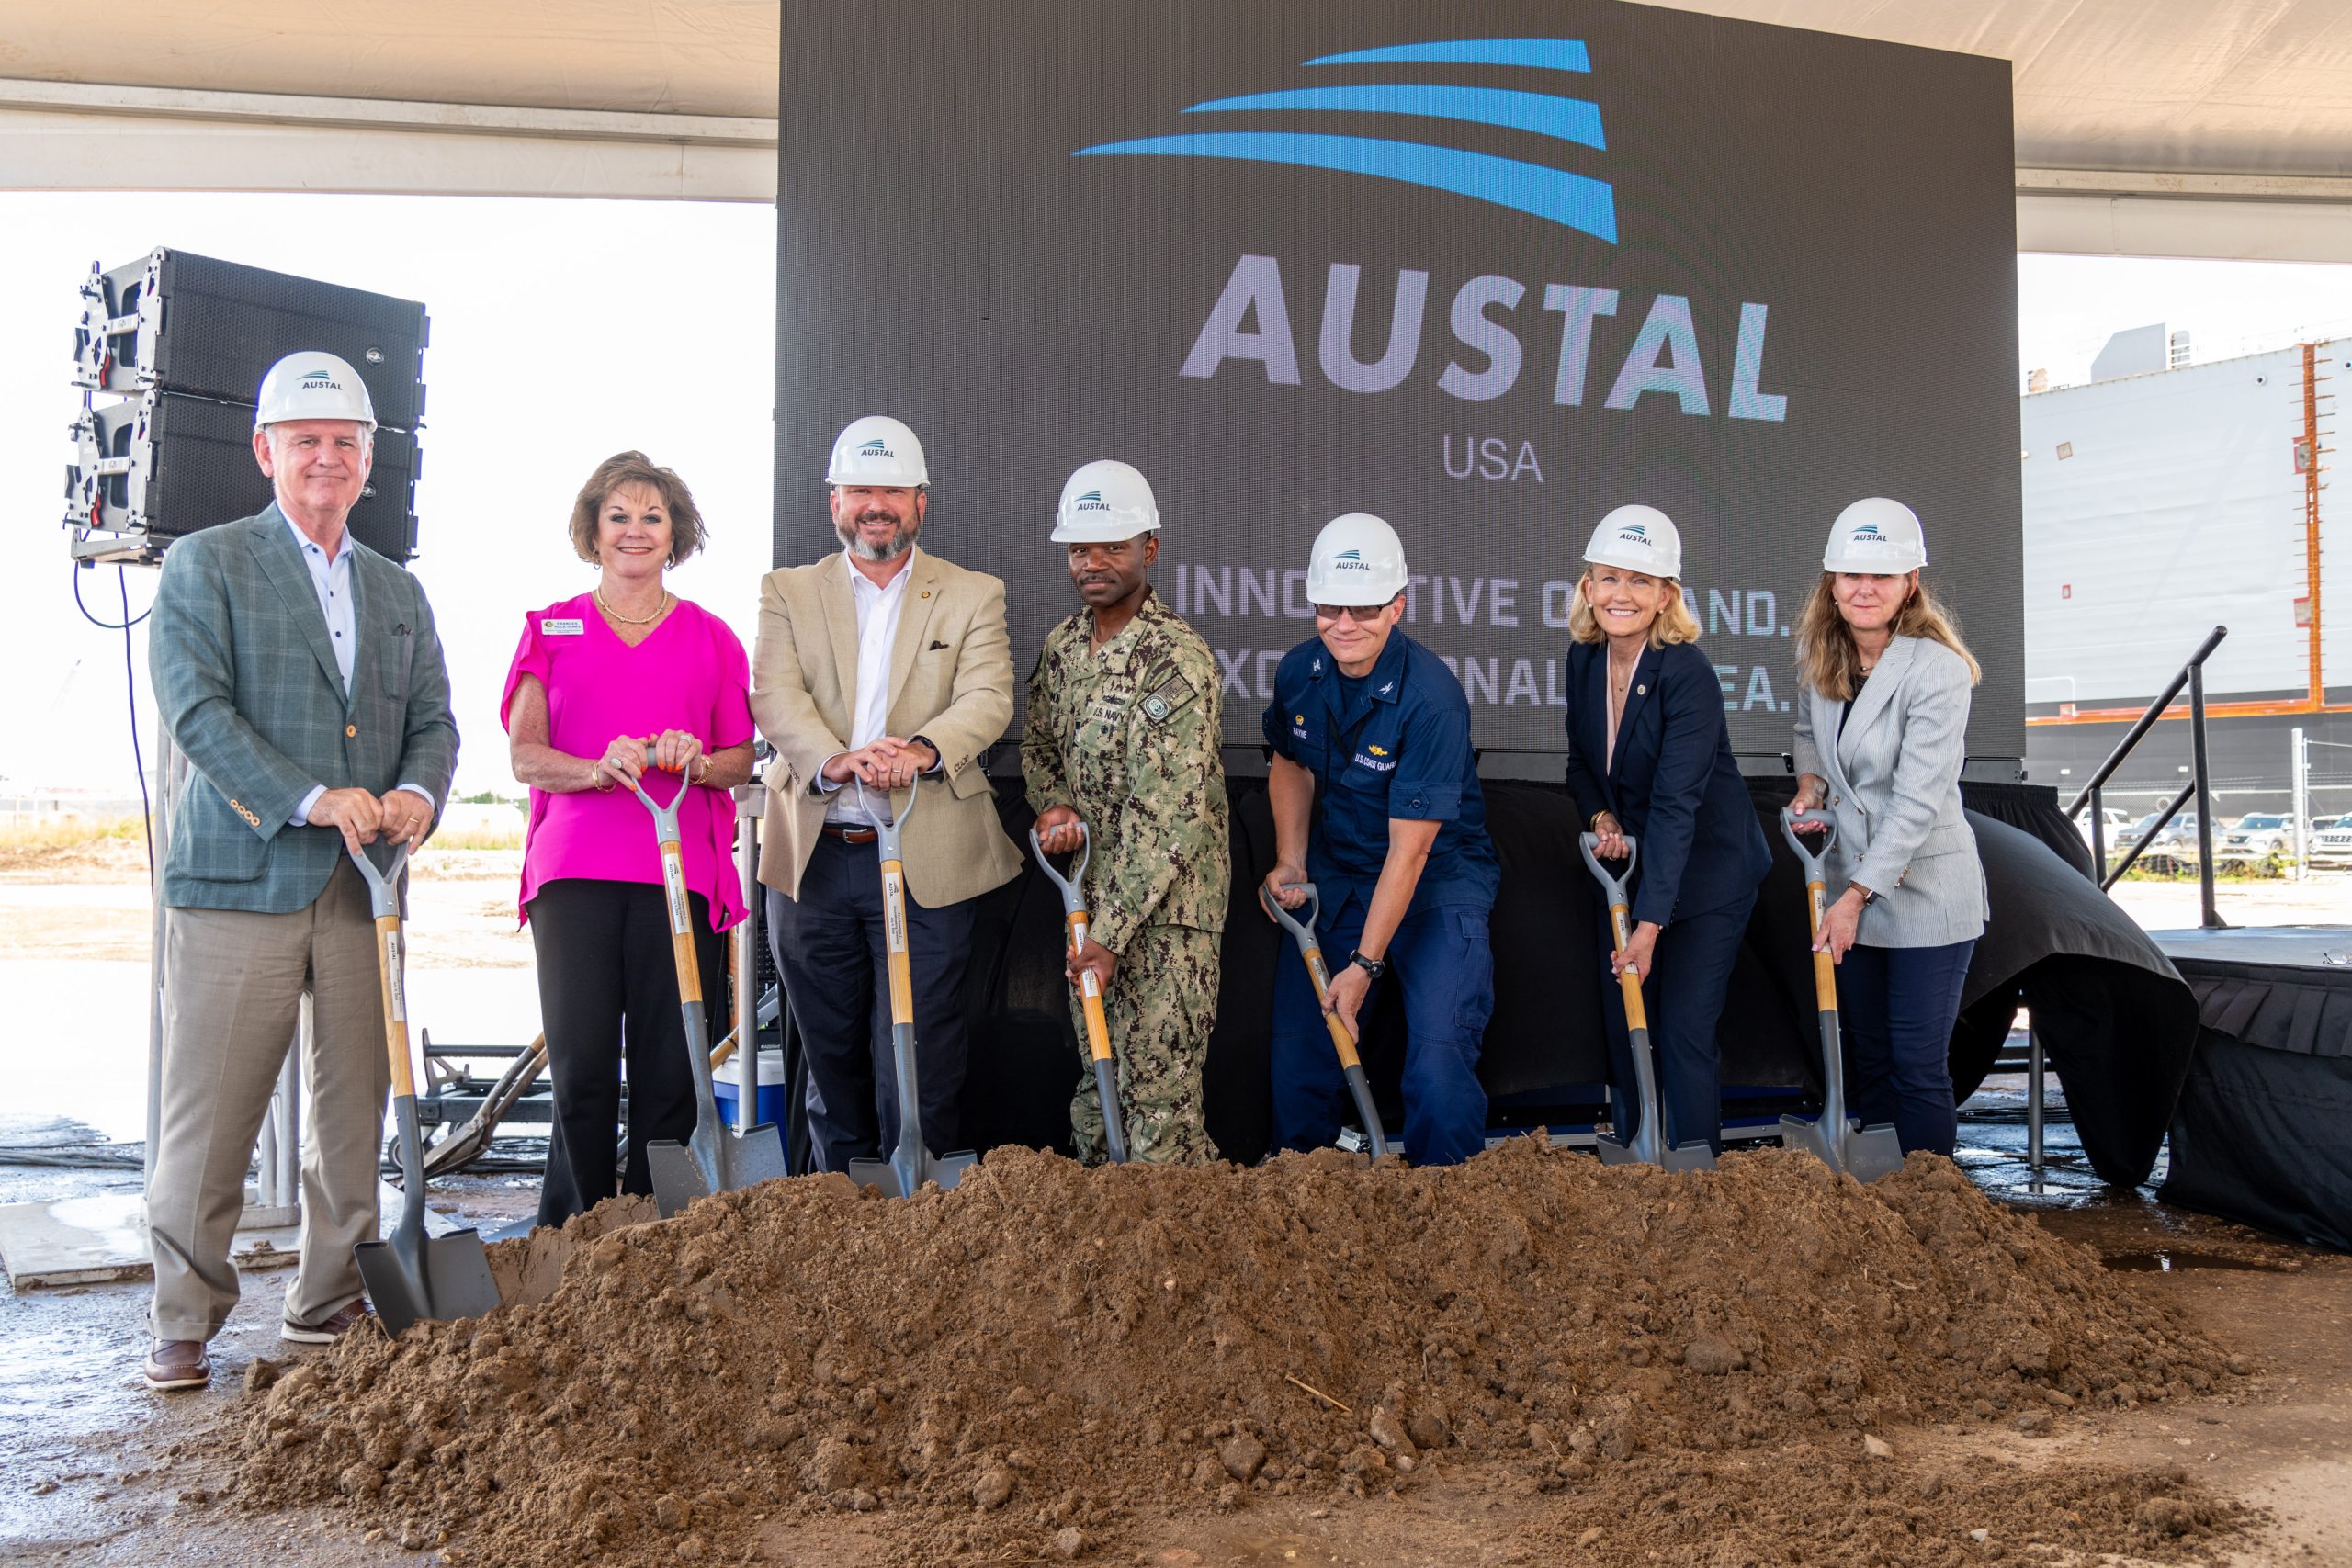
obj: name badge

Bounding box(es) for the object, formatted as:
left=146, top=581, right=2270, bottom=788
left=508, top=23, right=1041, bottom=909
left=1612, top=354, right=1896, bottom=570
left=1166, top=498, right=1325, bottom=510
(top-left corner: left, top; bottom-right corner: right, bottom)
left=541, top=617, right=585, bottom=636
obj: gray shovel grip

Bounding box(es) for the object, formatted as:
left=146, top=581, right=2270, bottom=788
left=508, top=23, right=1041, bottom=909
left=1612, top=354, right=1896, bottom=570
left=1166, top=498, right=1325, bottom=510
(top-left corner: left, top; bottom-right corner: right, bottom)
left=346, top=842, right=411, bottom=918
left=1028, top=822, right=1091, bottom=911
left=1577, top=831, right=1637, bottom=903
left=1258, top=883, right=1321, bottom=942
left=1780, top=807, right=1837, bottom=870
left=854, top=772, right=918, bottom=859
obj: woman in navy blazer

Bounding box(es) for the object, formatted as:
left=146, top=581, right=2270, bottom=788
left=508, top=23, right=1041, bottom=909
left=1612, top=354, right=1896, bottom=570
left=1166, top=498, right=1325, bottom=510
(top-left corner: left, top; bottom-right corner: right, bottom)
left=1564, top=507, right=1772, bottom=1153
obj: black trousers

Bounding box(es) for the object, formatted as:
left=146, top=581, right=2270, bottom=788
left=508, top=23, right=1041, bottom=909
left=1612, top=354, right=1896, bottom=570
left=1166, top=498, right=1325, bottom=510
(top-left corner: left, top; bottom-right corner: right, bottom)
left=528, top=877, right=726, bottom=1228
left=765, top=832, right=977, bottom=1174
left=1594, top=892, right=1754, bottom=1155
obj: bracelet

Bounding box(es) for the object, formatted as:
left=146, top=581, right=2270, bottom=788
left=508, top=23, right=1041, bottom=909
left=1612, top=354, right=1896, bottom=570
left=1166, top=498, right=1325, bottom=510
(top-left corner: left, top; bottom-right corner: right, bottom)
left=590, top=761, right=613, bottom=794
left=692, top=754, right=712, bottom=785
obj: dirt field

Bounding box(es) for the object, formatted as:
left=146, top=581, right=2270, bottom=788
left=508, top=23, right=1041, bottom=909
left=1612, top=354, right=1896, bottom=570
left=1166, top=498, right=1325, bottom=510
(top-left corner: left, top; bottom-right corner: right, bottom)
left=2, top=1159, right=2345, bottom=1567
left=1, top=836, right=2345, bottom=1565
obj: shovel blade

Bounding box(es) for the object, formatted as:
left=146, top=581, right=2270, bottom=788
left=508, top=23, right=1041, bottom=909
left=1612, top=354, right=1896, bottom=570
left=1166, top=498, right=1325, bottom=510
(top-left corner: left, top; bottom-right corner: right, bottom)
left=1778, top=1112, right=1839, bottom=1169
left=356, top=1229, right=500, bottom=1338
left=1781, top=1113, right=1904, bottom=1182
left=647, top=1138, right=715, bottom=1219
left=1661, top=1141, right=1719, bottom=1173
left=718, top=1123, right=791, bottom=1190
left=845, top=1154, right=907, bottom=1199
left=848, top=1145, right=978, bottom=1198
left=1839, top=1123, right=1906, bottom=1184
left=923, top=1149, right=979, bottom=1191
left=1593, top=1134, right=1640, bottom=1167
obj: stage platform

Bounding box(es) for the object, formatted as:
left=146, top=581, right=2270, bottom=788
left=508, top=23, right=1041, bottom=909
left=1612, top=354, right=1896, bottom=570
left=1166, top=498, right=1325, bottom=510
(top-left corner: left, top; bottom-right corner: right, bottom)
left=2151, top=925, right=2352, bottom=971
left=2144, top=925, right=2352, bottom=1252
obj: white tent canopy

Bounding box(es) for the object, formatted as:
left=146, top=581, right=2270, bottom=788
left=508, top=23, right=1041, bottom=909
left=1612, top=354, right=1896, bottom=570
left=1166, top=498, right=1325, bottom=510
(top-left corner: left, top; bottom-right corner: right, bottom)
left=4, top=0, right=2350, bottom=260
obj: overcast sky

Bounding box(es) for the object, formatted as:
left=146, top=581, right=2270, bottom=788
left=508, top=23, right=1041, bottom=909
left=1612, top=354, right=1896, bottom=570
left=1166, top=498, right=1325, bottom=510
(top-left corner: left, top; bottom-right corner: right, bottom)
left=4, top=191, right=2350, bottom=805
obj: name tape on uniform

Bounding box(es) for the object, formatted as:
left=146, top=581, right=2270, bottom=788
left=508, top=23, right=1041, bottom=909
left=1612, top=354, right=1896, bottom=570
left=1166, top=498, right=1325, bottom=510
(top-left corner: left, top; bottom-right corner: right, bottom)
left=541, top=617, right=585, bottom=636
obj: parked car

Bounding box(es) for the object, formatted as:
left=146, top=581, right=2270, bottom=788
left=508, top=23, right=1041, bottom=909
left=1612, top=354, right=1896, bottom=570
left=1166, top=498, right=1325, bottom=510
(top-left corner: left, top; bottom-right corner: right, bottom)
left=2077, top=807, right=2135, bottom=852
left=2310, top=818, right=2352, bottom=869
left=2215, top=813, right=2298, bottom=863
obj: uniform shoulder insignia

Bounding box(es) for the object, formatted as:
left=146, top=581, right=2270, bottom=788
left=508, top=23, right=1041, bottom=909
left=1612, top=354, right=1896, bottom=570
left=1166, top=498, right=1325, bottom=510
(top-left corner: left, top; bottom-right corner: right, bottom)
left=1140, top=665, right=1196, bottom=724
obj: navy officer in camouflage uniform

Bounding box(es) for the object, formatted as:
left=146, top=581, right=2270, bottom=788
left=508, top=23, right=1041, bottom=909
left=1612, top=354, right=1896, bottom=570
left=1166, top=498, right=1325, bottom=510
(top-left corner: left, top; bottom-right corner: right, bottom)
left=1023, top=460, right=1228, bottom=1163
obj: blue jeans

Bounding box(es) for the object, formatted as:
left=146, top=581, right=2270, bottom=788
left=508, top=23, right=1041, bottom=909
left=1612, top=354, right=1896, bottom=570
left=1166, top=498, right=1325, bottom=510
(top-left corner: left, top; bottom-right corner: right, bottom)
left=1596, top=892, right=1753, bottom=1154
left=1836, top=939, right=1976, bottom=1156
left=1271, top=893, right=1494, bottom=1166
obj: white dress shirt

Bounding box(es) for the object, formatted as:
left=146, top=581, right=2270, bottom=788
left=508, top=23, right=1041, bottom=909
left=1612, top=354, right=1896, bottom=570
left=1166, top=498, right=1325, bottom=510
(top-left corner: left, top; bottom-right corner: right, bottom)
left=820, top=547, right=918, bottom=826
left=282, top=512, right=435, bottom=828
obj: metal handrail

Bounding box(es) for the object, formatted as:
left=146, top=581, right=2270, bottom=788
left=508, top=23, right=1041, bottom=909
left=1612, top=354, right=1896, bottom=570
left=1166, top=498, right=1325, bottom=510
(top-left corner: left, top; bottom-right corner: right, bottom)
left=2063, top=624, right=2229, bottom=927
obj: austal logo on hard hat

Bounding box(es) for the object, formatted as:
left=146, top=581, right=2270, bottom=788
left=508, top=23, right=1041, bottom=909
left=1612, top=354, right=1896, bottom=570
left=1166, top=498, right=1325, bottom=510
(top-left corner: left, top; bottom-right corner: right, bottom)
left=1854, top=523, right=1882, bottom=536
left=1074, top=39, right=1617, bottom=243
left=299, top=372, right=342, bottom=389
left=857, top=438, right=893, bottom=455
left=1333, top=548, right=1364, bottom=563
left=1073, top=490, right=1112, bottom=511
left=1621, top=524, right=1648, bottom=538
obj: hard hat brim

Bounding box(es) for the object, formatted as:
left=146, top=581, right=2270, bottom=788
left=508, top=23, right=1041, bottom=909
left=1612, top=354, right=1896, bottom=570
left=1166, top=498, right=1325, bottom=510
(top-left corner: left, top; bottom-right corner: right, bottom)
left=1047, top=523, right=1161, bottom=543
left=1581, top=550, right=1680, bottom=579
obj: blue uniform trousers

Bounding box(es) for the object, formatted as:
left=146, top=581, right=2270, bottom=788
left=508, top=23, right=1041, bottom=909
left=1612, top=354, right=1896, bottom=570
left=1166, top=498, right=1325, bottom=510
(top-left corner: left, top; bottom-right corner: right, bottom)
left=1595, top=892, right=1752, bottom=1154
left=1835, top=938, right=1975, bottom=1157
left=1271, top=892, right=1493, bottom=1166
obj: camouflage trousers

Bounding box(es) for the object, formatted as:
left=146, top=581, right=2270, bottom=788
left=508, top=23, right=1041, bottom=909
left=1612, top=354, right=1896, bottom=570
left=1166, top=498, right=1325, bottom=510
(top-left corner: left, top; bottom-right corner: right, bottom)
left=1069, top=923, right=1220, bottom=1165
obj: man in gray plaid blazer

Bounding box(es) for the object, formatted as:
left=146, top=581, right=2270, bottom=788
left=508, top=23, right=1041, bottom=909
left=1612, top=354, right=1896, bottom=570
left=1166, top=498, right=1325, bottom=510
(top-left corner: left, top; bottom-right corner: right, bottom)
left=142, top=351, right=458, bottom=1391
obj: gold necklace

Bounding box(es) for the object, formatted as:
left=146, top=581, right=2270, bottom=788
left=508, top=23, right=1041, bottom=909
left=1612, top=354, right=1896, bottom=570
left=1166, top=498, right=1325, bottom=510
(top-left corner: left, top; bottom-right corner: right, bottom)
left=595, top=586, right=670, bottom=626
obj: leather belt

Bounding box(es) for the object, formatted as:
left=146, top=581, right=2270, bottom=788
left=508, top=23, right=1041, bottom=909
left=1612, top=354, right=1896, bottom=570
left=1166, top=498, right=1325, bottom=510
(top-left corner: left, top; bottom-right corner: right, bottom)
left=821, top=823, right=879, bottom=845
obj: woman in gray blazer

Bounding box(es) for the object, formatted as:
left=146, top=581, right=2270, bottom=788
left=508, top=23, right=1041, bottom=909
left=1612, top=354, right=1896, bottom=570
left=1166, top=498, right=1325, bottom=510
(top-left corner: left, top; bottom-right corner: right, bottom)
left=1789, top=498, right=1988, bottom=1156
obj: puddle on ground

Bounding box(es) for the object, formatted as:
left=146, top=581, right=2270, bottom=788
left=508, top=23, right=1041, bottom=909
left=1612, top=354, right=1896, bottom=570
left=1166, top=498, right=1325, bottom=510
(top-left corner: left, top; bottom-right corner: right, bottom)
left=2104, top=1249, right=2286, bottom=1274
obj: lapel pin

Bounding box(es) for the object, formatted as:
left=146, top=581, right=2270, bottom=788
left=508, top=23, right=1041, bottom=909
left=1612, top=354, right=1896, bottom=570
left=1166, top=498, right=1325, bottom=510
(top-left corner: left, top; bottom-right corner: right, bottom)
left=922, top=590, right=932, bottom=599
left=1636, top=683, right=1647, bottom=695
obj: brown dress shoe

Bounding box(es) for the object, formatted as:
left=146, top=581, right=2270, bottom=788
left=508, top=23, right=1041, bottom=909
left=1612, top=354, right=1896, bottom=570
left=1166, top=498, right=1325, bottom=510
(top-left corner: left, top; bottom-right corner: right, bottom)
left=281, top=1297, right=376, bottom=1344
left=144, top=1338, right=211, bottom=1391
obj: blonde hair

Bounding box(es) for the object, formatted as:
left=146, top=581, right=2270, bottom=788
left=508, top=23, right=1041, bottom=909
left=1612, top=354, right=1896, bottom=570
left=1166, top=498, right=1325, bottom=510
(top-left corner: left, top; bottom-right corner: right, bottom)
left=1795, top=572, right=1982, bottom=701
left=1566, top=571, right=1701, bottom=649
left=568, top=451, right=707, bottom=566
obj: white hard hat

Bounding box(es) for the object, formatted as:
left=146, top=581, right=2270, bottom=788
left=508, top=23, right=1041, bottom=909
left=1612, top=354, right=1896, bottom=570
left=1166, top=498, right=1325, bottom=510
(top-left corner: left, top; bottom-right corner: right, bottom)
left=826, top=415, right=929, bottom=488
left=254, top=351, right=376, bottom=432
left=1052, top=459, right=1160, bottom=543
left=1824, top=497, right=1927, bottom=574
left=1305, top=513, right=1408, bottom=605
left=1582, top=504, right=1682, bottom=579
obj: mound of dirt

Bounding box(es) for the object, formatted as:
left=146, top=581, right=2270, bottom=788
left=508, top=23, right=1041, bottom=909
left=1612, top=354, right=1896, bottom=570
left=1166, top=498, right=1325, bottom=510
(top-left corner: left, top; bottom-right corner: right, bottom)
left=231, top=1144, right=2248, bottom=1564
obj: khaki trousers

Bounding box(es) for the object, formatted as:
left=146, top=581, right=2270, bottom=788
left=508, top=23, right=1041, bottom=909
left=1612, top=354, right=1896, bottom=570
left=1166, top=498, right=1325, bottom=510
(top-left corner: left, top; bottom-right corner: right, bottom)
left=147, top=859, right=390, bottom=1342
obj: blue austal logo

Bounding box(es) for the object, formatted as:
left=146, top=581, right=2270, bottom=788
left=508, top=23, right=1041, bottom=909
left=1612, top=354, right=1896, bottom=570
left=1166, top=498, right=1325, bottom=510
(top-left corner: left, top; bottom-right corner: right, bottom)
left=1073, top=39, right=1617, bottom=243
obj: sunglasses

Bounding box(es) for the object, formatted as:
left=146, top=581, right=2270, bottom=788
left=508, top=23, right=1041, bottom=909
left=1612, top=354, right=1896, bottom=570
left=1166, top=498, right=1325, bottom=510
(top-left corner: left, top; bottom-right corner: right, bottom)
left=1313, top=601, right=1396, bottom=623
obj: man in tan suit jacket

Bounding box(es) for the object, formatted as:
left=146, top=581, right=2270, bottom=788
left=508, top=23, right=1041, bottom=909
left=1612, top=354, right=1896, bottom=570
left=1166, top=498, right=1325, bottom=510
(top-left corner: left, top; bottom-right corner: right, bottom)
left=752, top=415, right=1021, bottom=1172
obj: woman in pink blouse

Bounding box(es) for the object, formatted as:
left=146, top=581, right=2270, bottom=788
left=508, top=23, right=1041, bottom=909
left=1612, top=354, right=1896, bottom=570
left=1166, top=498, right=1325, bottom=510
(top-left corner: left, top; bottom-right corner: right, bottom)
left=503, top=452, right=755, bottom=1227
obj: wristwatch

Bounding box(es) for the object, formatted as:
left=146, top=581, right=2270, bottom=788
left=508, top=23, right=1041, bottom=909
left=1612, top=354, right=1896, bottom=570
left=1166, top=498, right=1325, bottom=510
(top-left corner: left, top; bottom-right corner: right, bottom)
left=1348, top=950, right=1387, bottom=980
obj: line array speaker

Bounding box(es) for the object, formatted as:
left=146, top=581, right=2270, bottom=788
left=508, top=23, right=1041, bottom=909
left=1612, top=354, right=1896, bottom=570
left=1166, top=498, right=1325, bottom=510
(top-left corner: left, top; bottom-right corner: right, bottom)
left=69, top=391, right=419, bottom=565
left=74, top=250, right=427, bottom=430
left=64, top=249, right=428, bottom=565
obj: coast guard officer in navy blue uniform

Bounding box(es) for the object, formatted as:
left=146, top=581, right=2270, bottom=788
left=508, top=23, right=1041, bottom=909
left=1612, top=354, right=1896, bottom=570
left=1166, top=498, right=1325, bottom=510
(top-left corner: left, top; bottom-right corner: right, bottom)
left=1261, top=513, right=1498, bottom=1165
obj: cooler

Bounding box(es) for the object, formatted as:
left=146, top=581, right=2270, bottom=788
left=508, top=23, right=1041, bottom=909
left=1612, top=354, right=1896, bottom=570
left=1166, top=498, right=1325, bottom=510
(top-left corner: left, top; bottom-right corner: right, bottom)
left=712, top=1047, right=786, bottom=1131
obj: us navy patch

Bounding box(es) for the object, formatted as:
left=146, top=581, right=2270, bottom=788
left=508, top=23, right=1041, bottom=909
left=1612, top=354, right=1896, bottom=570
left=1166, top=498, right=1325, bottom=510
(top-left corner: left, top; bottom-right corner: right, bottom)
left=1140, top=668, right=1195, bottom=725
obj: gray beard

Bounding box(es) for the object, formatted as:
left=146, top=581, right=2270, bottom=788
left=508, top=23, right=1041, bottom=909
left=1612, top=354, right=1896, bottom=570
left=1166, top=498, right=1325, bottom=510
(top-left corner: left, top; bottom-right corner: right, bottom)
left=836, top=517, right=916, bottom=562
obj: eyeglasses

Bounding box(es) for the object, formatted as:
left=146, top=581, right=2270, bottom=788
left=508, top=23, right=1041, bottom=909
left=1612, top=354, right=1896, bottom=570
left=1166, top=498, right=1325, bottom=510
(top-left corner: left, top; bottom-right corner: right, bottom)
left=1313, top=602, right=1394, bottom=623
